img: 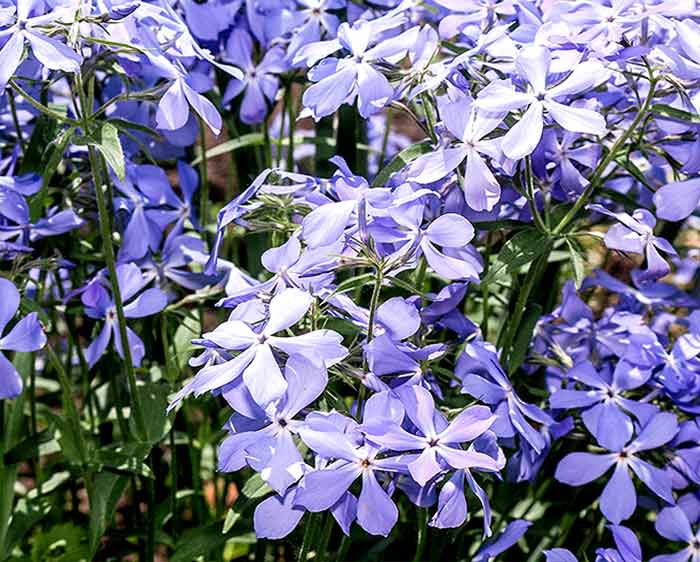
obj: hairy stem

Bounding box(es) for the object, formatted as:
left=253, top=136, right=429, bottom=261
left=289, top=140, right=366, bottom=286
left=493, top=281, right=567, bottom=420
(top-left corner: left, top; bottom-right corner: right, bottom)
left=553, top=76, right=658, bottom=236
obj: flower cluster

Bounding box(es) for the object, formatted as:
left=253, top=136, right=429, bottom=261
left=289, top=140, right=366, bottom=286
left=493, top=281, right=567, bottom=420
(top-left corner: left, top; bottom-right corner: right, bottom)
left=0, top=0, right=699, bottom=560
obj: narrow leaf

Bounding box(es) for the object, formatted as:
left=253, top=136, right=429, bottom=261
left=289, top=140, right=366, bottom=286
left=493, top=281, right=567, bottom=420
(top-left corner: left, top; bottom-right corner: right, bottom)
left=372, top=140, right=433, bottom=187
left=93, top=122, right=126, bottom=181
left=88, top=472, right=129, bottom=556
left=482, top=228, right=551, bottom=285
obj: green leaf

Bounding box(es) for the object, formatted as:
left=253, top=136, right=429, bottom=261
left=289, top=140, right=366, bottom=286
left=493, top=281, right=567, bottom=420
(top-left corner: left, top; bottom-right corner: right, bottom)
left=386, top=275, right=425, bottom=297
left=597, top=187, right=650, bottom=212
left=172, top=312, right=201, bottom=372
left=3, top=430, right=52, bottom=465
left=614, top=156, right=652, bottom=190
left=107, top=117, right=161, bottom=138
left=566, top=239, right=586, bottom=288
left=42, top=411, right=84, bottom=466
left=29, top=126, right=75, bottom=221
left=241, top=473, right=272, bottom=499
left=471, top=220, right=526, bottom=232
left=222, top=507, right=241, bottom=534
left=0, top=353, right=33, bottom=554
left=26, top=471, right=71, bottom=500
left=170, top=522, right=254, bottom=562
left=651, top=103, right=700, bottom=124
left=31, top=523, right=89, bottom=562
left=88, top=472, right=129, bottom=556
left=508, top=303, right=542, bottom=374
left=192, top=133, right=265, bottom=165
left=372, top=140, right=433, bottom=187
left=94, top=444, right=153, bottom=478
left=19, top=296, right=52, bottom=332
left=129, top=383, right=169, bottom=444
left=482, top=228, right=552, bottom=285
left=4, top=497, right=52, bottom=555
left=18, top=105, right=67, bottom=175
left=92, top=122, right=126, bottom=181
left=320, top=273, right=375, bottom=305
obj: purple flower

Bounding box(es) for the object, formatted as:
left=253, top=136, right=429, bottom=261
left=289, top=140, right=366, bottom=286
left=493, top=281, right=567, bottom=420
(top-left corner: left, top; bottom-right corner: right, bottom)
left=294, top=10, right=416, bottom=119
left=363, top=385, right=503, bottom=486
left=82, top=263, right=167, bottom=368
left=387, top=200, right=483, bottom=281
left=555, top=412, right=678, bottom=524
left=433, top=0, right=516, bottom=39
left=472, top=519, right=532, bottom=562
left=0, top=4, right=81, bottom=92
left=546, top=526, right=644, bottom=562
left=169, top=288, right=347, bottom=408
left=549, top=360, right=657, bottom=451
left=222, top=29, right=288, bottom=125
left=0, top=277, right=46, bottom=399
left=589, top=204, right=677, bottom=282
left=408, top=94, right=505, bottom=211
left=476, top=46, right=608, bottom=159
left=294, top=412, right=404, bottom=537
left=651, top=502, right=700, bottom=562
left=0, top=189, right=83, bottom=247
left=138, top=234, right=211, bottom=294
left=534, top=130, right=600, bottom=200
left=218, top=355, right=327, bottom=494
left=150, top=52, right=224, bottom=136
left=457, top=340, right=554, bottom=453
left=545, top=549, right=578, bottom=562
left=217, top=235, right=339, bottom=308
left=653, top=178, right=700, bottom=222
left=253, top=487, right=306, bottom=540
left=596, top=525, right=644, bottom=562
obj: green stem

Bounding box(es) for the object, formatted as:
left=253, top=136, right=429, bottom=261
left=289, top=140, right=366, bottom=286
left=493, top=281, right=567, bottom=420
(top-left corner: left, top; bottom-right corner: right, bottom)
left=9, top=79, right=81, bottom=126
left=497, top=253, right=549, bottom=358
left=286, top=86, right=297, bottom=172
left=29, top=357, right=40, bottom=494
left=7, top=91, right=25, bottom=154
left=199, top=118, right=210, bottom=239
left=255, top=539, right=268, bottom=562
left=378, top=108, right=393, bottom=169
left=73, top=71, right=147, bottom=440
left=298, top=514, right=320, bottom=562
left=413, top=509, right=428, bottom=562
left=335, top=535, right=350, bottom=562
left=552, top=76, right=658, bottom=236
left=263, top=120, right=273, bottom=168
left=357, top=267, right=384, bottom=420
left=481, top=233, right=491, bottom=340
left=316, top=515, right=334, bottom=562
left=169, top=427, right=179, bottom=543
left=46, top=344, right=94, bottom=500
left=145, top=452, right=156, bottom=562
left=89, top=144, right=147, bottom=439
left=277, top=88, right=288, bottom=168
left=525, top=156, right=548, bottom=233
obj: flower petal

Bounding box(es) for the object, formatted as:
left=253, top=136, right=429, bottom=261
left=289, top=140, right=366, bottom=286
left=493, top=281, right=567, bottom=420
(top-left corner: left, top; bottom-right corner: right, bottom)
left=501, top=102, right=543, bottom=160
left=356, top=470, right=398, bottom=536
left=555, top=452, right=614, bottom=486
left=600, top=463, right=636, bottom=524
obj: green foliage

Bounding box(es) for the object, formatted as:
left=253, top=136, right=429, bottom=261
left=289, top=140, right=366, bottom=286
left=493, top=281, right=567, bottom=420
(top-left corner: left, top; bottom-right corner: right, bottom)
left=481, top=228, right=552, bottom=285
left=91, top=122, right=126, bottom=181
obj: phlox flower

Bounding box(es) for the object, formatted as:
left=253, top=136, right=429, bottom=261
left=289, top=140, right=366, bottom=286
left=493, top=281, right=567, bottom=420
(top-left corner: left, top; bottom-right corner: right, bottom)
left=476, top=46, right=608, bottom=160
left=0, top=277, right=46, bottom=399
left=169, top=288, right=347, bottom=408
left=555, top=412, right=678, bottom=524
left=82, top=263, right=168, bottom=367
